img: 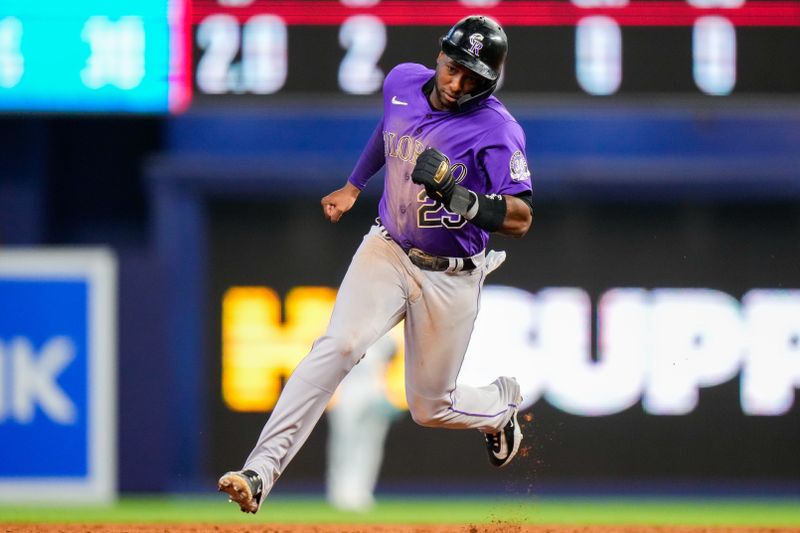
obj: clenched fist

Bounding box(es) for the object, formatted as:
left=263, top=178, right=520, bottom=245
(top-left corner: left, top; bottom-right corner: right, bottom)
left=411, top=148, right=456, bottom=206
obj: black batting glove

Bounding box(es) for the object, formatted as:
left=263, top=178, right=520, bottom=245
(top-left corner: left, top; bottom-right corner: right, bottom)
left=411, top=148, right=456, bottom=206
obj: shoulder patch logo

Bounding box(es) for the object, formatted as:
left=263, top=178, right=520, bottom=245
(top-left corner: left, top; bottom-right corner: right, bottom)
left=510, top=151, right=531, bottom=182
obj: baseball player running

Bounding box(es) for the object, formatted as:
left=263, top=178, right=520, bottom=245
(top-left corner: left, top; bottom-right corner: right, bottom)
left=219, top=15, right=533, bottom=513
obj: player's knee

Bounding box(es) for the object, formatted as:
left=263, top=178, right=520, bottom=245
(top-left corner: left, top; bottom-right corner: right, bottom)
left=408, top=398, right=449, bottom=427
left=315, top=335, right=358, bottom=363
left=312, top=335, right=364, bottom=372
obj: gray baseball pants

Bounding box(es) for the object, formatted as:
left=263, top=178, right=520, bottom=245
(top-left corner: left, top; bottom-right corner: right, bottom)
left=242, top=224, right=521, bottom=504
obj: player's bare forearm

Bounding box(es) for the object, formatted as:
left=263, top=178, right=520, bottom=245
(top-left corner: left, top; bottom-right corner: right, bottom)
left=321, top=181, right=361, bottom=223
left=497, top=195, right=533, bottom=238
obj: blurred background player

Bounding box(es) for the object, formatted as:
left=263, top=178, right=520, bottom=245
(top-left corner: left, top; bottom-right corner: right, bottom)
left=325, top=334, right=400, bottom=512
left=218, top=14, right=533, bottom=513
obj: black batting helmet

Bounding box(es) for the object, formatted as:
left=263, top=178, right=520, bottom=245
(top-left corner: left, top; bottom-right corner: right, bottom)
left=441, top=15, right=508, bottom=83
left=440, top=15, right=507, bottom=108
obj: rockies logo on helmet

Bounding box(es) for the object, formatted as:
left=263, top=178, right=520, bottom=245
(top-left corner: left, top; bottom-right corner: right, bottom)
left=468, top=33, right=484, bottom=57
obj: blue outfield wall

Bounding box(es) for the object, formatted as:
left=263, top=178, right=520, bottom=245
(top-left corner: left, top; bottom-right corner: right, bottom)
left=164, top=101, right=800, bottom=200
left=149, top=100, right=800, bottom=490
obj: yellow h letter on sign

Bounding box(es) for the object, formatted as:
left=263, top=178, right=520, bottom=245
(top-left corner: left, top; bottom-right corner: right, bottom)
left=222, top=286, right=337, bottom=411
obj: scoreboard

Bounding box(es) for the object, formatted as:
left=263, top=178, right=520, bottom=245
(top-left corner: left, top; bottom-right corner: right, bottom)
left=0, top=0, right=190, bottom=113
left=1, top=1, right=799, bottom=113
left=191, top=0, right=800, bottom=100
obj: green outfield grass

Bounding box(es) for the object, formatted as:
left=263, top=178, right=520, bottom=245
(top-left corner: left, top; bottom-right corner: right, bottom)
left=1, top=496, right=799, bottom=527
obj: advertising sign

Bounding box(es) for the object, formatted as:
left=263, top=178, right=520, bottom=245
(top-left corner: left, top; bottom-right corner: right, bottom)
left=0, top=249, right=117, bottom=503
left=205, top=198, right=800, bottom=485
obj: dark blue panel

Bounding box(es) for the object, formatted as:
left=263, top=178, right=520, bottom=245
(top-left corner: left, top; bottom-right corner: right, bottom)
left=165, top=104, right=800, bottom=200
left=167, top=109, right=381, bottom=155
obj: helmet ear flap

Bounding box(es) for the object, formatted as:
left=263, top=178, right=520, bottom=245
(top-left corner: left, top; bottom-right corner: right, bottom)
left=455, top=78, right=498, bottom=110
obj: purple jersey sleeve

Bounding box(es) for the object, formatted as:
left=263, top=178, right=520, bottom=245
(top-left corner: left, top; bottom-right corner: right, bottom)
left=477, top=120, right=532, bottom=197
left=347, top=117, right=385, bottom=190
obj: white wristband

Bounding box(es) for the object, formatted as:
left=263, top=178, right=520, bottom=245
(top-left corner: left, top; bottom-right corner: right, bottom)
left=463, top=190, right=480, bottom=220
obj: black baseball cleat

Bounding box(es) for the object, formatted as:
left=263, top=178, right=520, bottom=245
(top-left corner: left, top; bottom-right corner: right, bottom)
left=218, top=469, right=263, bottom=514
left=484, top=409, right=523, bottom=468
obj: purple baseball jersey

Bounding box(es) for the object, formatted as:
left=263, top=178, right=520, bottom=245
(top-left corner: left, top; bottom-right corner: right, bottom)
left=348, top=63, right=532, bottom=257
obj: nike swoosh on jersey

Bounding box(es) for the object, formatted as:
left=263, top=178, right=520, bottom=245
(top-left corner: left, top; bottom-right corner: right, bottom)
left=391, top=96, right=408, bottom=106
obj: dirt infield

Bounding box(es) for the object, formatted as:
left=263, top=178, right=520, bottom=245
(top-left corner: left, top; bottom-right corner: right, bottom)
left=2, top=525, right=798, bottom=533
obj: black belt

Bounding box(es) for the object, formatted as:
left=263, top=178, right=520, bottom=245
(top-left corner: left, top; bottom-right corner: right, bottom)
left=374, top=218, right=478, bottom=273
left=407, top=248, right=477, bottom=272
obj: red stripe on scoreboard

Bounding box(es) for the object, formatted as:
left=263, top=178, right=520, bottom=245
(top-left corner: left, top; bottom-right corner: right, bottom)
left=190, top=1, right=800, bottom=27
